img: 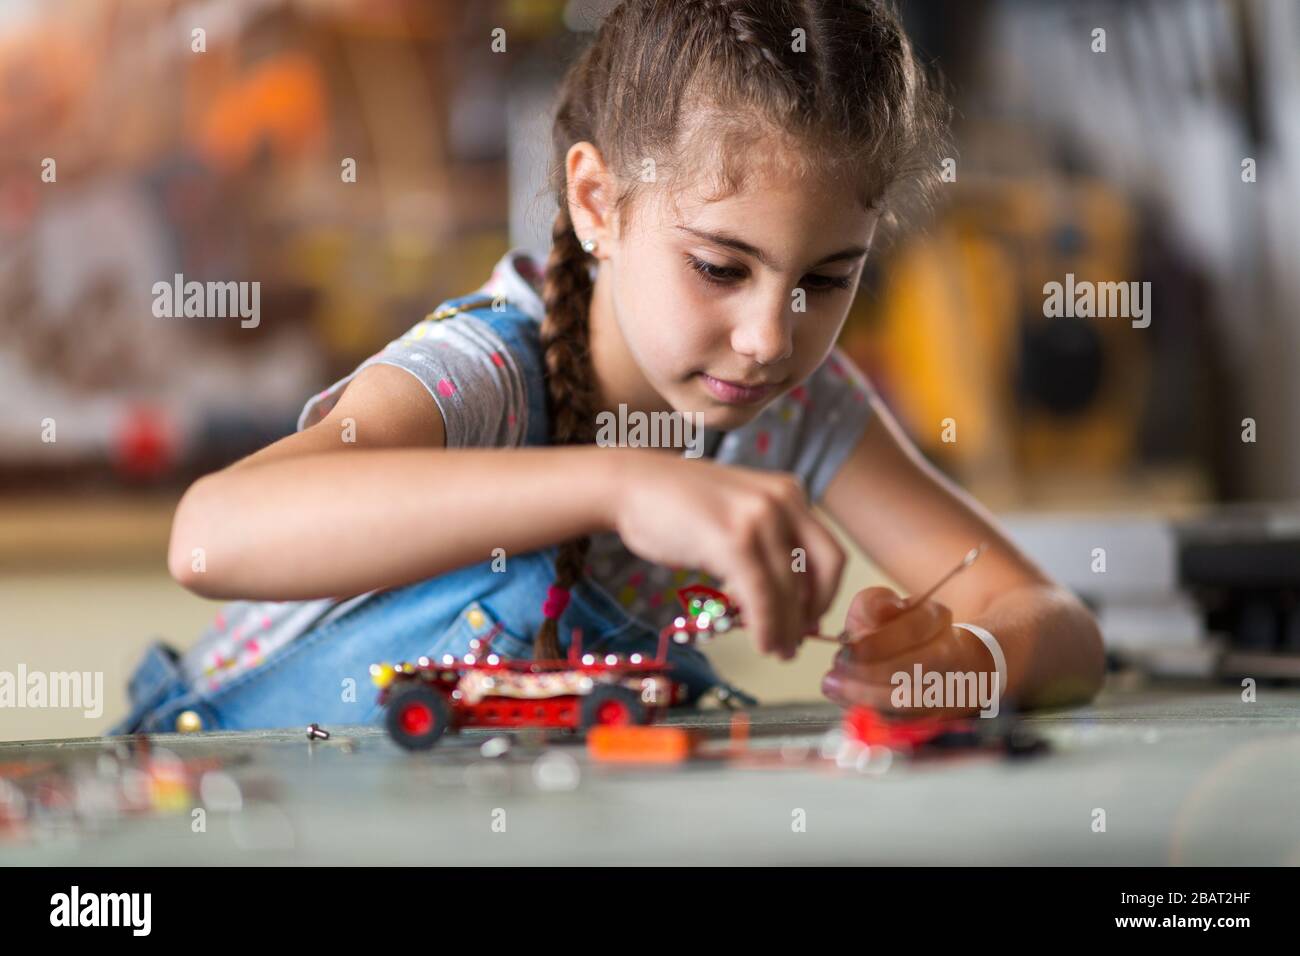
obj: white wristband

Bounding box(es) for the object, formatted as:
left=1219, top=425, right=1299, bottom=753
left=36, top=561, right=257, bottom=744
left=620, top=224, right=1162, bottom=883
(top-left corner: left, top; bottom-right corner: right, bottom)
left=953, top=622, right=1007, bottom=718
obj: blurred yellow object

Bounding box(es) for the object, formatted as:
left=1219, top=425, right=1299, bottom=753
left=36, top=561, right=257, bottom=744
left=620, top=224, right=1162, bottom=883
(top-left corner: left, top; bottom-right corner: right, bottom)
left=148, top=769, right=192, bottom=813
left=369, top=663, right=395, bottom=689
left=873, top=230, right=1012, bottom=461
left=860, top=175, right=1149, bottom=487
left=174, top=710, right=203, bottom=734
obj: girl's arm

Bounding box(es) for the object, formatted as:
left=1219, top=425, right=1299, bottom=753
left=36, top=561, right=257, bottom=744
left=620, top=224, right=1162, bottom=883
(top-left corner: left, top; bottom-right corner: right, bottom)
left=170, top=363, right=850, bottom=657
left=820, top=394, right=1106, bottom=710
left=168, top=364, right=619, bottom=601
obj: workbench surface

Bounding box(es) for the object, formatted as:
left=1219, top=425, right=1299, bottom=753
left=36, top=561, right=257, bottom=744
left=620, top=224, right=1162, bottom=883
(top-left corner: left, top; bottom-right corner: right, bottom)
left=4, top=680, right=1299, bottom=865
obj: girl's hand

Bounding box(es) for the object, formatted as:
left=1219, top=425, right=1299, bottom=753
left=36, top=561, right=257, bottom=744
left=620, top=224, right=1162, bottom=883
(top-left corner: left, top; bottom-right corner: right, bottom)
left=819, top=586, right=984, bottom=718
left=608, top=448, right=846, bottom=660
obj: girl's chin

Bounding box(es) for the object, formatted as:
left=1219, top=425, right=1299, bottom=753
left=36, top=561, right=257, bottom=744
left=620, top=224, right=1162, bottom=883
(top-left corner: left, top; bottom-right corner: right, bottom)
left=689, top=396, right=768, bottom=425
left=663, top=399, right=756, bottom=429
left=701, top=406, right=756, bottom=428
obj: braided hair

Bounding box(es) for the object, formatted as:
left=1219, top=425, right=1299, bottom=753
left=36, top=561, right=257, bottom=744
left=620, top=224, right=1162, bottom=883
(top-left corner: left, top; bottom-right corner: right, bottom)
left=531, top=0, right=948, bottom=658
left=532, top=213, right=600, bottom=658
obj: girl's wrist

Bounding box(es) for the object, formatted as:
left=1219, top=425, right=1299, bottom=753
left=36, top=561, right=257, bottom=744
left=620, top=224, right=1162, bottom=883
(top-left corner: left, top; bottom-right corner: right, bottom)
left=951, top=622, right=1008, bottom=706
left=590, top=446, right=639, bottom=533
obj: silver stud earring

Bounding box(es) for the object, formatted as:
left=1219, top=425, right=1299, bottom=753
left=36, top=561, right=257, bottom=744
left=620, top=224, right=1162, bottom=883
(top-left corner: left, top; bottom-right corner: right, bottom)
left=580, top=237, right=598, bottom=254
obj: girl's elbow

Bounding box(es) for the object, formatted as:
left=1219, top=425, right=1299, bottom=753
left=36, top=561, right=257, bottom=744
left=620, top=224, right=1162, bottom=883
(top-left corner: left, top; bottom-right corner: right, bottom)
left=1027, top=587, right=1107, bottom=709
left=168, top=477, right=225, bottom=597
left=1078, top=616, right=1107, bottom=701
left=168, top=540, right=211, bottom=596
left=1064, top=594, right=1107, bottom=703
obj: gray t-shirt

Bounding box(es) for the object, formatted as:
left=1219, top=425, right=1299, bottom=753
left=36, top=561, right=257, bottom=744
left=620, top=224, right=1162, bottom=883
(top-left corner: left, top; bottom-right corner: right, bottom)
left=181, top=248, right=876, bottom=689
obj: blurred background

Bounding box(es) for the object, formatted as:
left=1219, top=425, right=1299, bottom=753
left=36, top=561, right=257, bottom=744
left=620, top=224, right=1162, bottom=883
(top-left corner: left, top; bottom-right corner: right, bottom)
left=2, top=0, right=1298, bottom=741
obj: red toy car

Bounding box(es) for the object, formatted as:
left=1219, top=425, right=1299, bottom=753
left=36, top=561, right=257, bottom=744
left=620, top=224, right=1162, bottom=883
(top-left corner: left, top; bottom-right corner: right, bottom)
left=843, top=705, right=975, bottom=751
left=373, top=585, right=741, bottom=751
left=842, top=704, right=1049, bottom=759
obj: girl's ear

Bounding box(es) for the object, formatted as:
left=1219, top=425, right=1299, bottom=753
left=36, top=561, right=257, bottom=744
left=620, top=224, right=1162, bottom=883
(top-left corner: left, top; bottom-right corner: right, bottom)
left=565, top=141, right=617, bottom=252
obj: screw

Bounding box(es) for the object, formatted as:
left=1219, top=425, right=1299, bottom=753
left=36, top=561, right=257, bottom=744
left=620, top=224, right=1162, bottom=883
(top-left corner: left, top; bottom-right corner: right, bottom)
left=306, top=723, right=330, bottom=741
left=1004, top=729, right=1050, bottom=759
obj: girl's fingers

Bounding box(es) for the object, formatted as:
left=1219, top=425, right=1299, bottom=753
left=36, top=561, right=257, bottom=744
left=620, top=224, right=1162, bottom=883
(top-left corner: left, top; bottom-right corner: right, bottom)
left=820, top=667, right=896, bottom=711
left=752, top=478, right=845, bottom=652
left=723, top=553, right=784, bottom=658
left=840, top=599, right=954, bottom=662
left=830, top=653, right=919, bottom=686
left=845, top=586, right=908, bottom=632
left=823, top=671, right=974, bottom=719
left=784, top=507, right=847, bottom=635
left=714, top=472, right=845, bottom=660
left=822, top=663, right=974, bottom=719
left=750, top=509, right=804, bottom=659
left=831, top=623, right=970, bottom=688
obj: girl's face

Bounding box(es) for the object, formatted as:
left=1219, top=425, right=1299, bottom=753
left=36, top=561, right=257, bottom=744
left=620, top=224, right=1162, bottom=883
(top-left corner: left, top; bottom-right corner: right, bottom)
left=582, top=151, right=878, bottom=432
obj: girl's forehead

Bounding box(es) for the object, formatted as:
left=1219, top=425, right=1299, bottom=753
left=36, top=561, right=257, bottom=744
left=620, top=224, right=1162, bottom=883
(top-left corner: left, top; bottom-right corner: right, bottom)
left=666, top=145, right=859, bottom=216
left=648, top=180, right=878, bottom=270
left=659, top=164, right=867, bottom=229
left=683, top=111, right=839, bottom=182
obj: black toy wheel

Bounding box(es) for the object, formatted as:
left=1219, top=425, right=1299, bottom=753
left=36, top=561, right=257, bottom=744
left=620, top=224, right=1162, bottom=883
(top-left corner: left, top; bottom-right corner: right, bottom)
left=385, top=683, right=451, bottom=751
left=580, top=683, right=648, bottom=729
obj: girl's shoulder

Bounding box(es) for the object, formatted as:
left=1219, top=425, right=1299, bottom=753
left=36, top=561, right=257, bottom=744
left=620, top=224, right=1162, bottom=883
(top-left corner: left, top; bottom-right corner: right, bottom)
left=711, top=346, right=876, bottom=503
left=298, top=249, right=550, bottom=449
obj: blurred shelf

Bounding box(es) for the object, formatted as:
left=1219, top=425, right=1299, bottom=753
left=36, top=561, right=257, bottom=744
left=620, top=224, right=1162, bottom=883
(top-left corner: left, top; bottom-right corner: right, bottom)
left=968, top=466, right=1211, bottom=518
left=0, top=494, right=177, bottom=571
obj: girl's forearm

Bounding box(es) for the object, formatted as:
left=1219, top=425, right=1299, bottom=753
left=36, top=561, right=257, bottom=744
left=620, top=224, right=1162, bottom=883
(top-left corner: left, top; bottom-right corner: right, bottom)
left=955, top=585, right=1106, bottom=710
left=169, top=446, right=621, bottom=601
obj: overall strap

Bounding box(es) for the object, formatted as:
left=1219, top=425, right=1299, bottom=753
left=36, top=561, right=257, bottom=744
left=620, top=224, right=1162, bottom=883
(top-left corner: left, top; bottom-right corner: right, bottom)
left=426, top=293, right=551, bottom=448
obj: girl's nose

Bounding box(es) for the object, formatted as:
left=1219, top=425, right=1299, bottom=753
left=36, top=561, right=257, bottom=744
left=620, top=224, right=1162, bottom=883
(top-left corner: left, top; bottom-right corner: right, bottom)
left=731, top=293, right=795, bottom=367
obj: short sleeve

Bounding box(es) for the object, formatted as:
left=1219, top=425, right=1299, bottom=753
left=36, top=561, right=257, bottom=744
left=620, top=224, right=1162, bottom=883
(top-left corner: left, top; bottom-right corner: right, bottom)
left=795, top=348, right=876, bottom=501
left=723, top=346, right=875, bottom=503
left=297, top=313, right=529, bottom=448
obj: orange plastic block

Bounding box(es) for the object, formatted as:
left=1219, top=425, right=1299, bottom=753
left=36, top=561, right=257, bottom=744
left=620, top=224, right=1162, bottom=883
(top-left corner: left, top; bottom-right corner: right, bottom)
left=586, top=725, right=698, bottom=763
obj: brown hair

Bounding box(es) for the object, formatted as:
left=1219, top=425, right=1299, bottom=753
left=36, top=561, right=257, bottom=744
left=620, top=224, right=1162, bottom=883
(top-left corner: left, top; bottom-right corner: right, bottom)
left=531, top=0, right=949, bottom=658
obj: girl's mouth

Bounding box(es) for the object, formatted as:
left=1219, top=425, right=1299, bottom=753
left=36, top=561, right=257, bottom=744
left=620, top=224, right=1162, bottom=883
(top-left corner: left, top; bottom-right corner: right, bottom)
left=698, top=372, right=779, bottom=405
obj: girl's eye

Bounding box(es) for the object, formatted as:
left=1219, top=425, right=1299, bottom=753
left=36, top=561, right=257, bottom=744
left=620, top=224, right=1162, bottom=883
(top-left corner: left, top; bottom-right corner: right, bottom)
left=686, top=254, right=744, bottom=285
left=686, top=253, right=852, bottom=293
left=802, top=273, right=854, bottom=292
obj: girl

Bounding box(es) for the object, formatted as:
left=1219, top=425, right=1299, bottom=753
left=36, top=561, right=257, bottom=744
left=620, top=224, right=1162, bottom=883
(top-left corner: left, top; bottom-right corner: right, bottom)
left=110, top=0, right=1103, bottom=735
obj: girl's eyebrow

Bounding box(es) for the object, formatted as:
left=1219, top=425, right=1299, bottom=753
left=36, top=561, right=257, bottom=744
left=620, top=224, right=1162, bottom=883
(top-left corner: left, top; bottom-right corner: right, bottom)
left=675, top=225, right=868, bottom=270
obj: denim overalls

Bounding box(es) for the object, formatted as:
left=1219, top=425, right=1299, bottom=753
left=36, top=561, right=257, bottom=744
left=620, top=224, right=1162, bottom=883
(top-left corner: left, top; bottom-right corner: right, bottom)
left=108, top=293, right=743, bottom=735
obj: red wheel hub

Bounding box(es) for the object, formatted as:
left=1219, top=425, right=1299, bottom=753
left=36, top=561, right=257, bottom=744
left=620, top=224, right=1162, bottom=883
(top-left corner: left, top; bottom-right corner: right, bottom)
left=399, top=701, right=435, bottom=736
left=597, top=699, right=630, bottom=725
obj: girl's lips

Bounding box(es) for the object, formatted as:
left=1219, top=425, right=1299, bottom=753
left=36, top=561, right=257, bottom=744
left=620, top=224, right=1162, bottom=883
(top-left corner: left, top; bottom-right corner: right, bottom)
left=699, top=372, right=778, bottom=404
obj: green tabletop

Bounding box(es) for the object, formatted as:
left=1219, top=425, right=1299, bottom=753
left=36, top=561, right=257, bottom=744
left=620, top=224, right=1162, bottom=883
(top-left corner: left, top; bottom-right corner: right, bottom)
left=2, top=679, right=1298, bottom=865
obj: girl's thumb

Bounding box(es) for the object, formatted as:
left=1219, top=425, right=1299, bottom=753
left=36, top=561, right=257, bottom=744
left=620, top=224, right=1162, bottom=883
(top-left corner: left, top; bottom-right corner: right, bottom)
left=848, top=586, right=907, bottom=630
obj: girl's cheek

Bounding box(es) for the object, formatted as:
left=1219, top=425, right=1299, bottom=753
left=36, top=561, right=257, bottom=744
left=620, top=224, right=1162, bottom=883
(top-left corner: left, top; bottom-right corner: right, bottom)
left=796, top=321, right=843, bottom=370
left=621, top=304, right=702, bottom=386
left=661, top=282, right=719, bottom=347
